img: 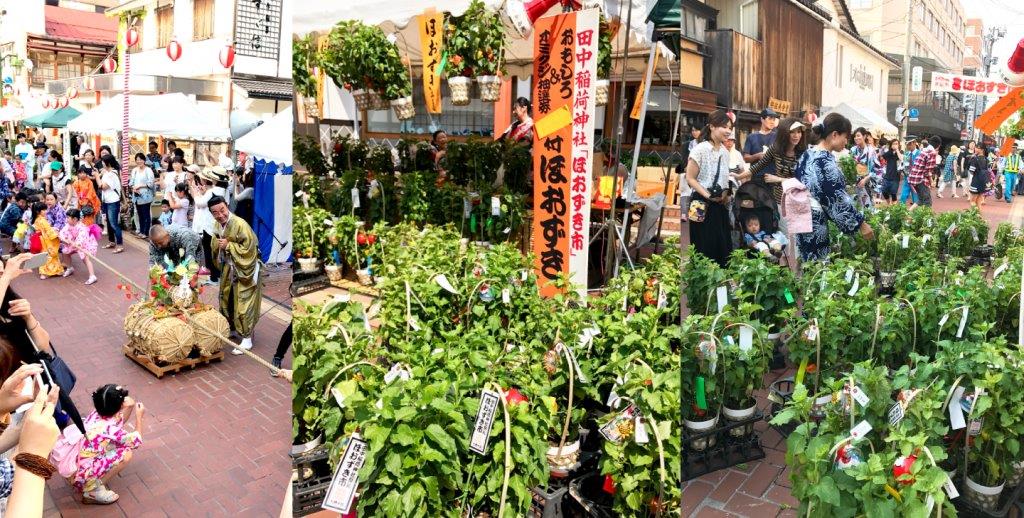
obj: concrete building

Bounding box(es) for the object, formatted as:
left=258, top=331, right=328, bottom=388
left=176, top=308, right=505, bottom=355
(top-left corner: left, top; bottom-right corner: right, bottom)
left=963, top=18, right=985, bottom=74
left=848, top=0, right=966, bottom=73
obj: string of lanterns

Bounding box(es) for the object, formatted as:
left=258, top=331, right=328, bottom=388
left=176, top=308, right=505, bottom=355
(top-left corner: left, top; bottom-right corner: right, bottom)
left=38, top=25, right=235, bottom=109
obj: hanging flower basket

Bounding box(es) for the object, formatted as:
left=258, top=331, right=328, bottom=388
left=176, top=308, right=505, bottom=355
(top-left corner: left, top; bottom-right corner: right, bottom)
left=448, top=76, right=472, bottom=106
left=302, top=96, right=320, bottom=118
left=351, top=89, right=374, bottom=111
left=390, top=95, right=415, bottom=120
left=477, top=75, right=502, bottom=102
left=595, top=79, right=610, bottom=106
left=372, top=93, right=392, bottom=111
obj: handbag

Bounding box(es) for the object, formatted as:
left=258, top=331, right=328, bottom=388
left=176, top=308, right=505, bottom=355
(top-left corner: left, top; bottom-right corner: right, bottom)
left=687, top=155, right=724, bottom=223
left=132, top=170, right=155, bottom=205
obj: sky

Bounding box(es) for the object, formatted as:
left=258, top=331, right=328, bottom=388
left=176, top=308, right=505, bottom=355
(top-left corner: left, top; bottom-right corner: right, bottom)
left=963, top=0, right=1024, bottom=67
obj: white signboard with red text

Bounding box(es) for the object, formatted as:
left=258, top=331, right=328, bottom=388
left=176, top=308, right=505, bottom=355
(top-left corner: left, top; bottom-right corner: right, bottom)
left=931, top=72, right=1012, bottom=97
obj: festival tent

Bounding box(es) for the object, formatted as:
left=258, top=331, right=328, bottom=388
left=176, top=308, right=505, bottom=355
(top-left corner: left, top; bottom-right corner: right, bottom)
left=823, top=102, right=900, bottom=139
left=21, top=106, right=82, bottom=128
left=0, top=105, right=25, bottom=122
left=235, top=110, right=292, bottom=264
left=67, top=93, right=229, bottom=141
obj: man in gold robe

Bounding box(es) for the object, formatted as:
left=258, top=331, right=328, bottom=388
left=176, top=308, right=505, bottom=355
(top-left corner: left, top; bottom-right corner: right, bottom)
left=209, top=195, right=263, bottom=355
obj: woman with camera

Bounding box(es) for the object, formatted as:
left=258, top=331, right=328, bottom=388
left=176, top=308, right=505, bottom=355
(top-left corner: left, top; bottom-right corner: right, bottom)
left=684, top=109, right=734, bottom=267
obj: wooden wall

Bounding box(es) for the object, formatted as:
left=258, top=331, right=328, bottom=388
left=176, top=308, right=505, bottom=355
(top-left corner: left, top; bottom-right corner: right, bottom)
left=705, top=29, right=763, bottom=114
left=759, top=0, right=823, bottom=116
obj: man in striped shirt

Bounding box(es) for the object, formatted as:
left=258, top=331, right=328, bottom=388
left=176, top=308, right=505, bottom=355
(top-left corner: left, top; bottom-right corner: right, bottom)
left=1006, top=142, right=1021, bottom=201
left=908, top=136, right=940, bottom=208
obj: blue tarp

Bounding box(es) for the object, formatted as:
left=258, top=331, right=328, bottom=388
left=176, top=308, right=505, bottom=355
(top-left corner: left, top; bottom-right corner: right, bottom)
left=253, top=159, right=293, bottom=263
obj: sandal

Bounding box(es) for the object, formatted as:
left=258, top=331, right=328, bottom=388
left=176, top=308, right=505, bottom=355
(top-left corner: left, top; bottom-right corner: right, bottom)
left=102, top=243, right=115, bottom=249
left=113, top=247, right=125, bottom=254
left=82, top=486, right=119, bottom=505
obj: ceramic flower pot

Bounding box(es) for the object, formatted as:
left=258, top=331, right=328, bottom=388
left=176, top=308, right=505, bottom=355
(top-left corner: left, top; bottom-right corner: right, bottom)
left=683, top=415, right=718, bottom=451
left=298, top=257, right=319, bottom=273
left=965, top=476, right=1004, bottom=510
left=324, top=264, right=343, bottom=282
left=477, top=75, right=502, bottom=102
left=448, top=76, right=472, bottom=106
left=390, top=95, right=415, bottom=120
left=722, top=402, right=757, bottom=437
left=595, top=79, right=610, bottom=106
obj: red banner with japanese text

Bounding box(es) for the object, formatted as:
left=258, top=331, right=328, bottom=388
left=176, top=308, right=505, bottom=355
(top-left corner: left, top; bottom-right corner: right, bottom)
left=532, top=9, right=598, bottom=298
left=418, top=11, right=443, bottom=114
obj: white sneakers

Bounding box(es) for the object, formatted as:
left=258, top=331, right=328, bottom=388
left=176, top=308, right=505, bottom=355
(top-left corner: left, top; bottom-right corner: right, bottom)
left=232, top=337, right=253, bottom=355
left=63, top=267, right=75, bottom=277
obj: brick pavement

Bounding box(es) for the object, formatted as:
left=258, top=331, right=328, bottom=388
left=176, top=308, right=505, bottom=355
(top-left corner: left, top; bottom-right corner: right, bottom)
left=682, top=186, right=1018, bottom=517
left=1, top=233, right=292, bottom=517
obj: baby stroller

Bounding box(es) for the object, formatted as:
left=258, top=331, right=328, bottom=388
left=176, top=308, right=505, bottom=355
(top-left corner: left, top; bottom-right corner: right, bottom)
left=732, top=177, right=788, bottom=264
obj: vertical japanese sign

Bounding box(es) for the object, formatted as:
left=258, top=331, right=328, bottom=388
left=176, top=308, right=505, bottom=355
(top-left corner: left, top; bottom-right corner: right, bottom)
left=532, top=10, right=598, bottom=298
left=321, top=435, right=367, bottom=514
left=418, top=11, right=443, bottom=114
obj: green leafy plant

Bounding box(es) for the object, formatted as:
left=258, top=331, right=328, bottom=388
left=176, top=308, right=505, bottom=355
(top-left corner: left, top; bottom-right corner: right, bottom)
left=597, top=16, right=612, bottom=79
left=444, top=0, right=507, bottom=77
left=293, top=34, right=320, bottom=98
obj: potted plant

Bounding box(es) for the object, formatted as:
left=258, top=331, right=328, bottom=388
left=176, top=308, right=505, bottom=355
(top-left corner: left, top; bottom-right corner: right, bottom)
left=322, top=21, right=377, bottom=110
left=682, top=314, right=721, bottom=451
left=595, top=15, right=612, bottom=106
left=293, top=34, right=320, bottom=117
left=445, top=0, right=507, bottom=104
left=720, top=320, right=768, bottom=436
left=295, top=206, right=331, bottom=273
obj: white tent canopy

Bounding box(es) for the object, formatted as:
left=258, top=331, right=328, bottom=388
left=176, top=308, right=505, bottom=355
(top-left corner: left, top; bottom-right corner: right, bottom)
left=823, top=102, right=899, bottom=139
left=67, top=93, right=229, bottom=141
left=236, top=110, right=293, bottom=166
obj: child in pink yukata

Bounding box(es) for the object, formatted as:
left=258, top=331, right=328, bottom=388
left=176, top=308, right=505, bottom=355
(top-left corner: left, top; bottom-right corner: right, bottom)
left=73, top=384, right=144, bottom=505
left=58, top=208, right=99, bottom=285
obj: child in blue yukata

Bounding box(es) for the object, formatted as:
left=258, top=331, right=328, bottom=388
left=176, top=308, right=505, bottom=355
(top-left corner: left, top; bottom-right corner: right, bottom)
left=742, top=214, right=785, bottom=260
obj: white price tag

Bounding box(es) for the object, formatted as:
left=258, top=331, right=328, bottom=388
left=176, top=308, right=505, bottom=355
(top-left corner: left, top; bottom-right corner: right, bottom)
left=435, top=274, right=458, bottom=293
left=944, top=476, right=960, bottom=499
left=845, top=267, right=854, bottom=283
left=521, top=269, right=529, bottom=282
left=491, top=196, right=501, bottom=216
left=850, top=420, right=873, bottom=440
left=502, top=288, right=510, bottom=304
left=887, top=402, right=904, bottom=426
left=657, top=283, right=667, bottom=309
left=902, top=234, right=909, bottom=248
left=847, top=273, right=860, bottom=296
left=351, top=188, right=360, bottom=208
left=994, top=262, right=1009, bottom=277
left=939, top=313, right=950, bottom=328
left=956, top=306, right=969, bottom=338
left=716, top=286, right=728, bottom=313
left=503, top=227, right=511, bottom=234
left=321, top=435, right=368, bottom=514
left=634, top=416, right=649, bottom=444
left=408, top=317, right=421, bottom=331
left=331, top=387, right=346, bottom=408
left=851, top=386, right=869, bottom=407
left=949, top=386, right=966, bottom=430
left=469, top=390, right=501, bottom=454
left=739, top=326, right=753, bottom=352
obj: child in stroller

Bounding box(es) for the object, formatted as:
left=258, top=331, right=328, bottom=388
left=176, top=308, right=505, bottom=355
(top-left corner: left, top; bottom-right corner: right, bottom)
left=742, top=214, right=785, bottom=261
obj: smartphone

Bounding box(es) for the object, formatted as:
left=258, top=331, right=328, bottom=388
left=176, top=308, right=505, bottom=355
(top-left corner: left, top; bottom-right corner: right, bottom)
left=23, top=253, right=48, bottom=270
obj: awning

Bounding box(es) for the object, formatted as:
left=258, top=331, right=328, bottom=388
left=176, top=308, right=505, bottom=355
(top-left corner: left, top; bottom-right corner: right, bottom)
left=235, top=110, right=293, bottom=166
left=67, top=93, right=230, bottom=141
left=42, top=5, right=117, bottom=46
left=823, top=102, right=899, bottom=138
left=234, top=77, right=294, bottom=101
left=22, top=106, right=82, bottom=129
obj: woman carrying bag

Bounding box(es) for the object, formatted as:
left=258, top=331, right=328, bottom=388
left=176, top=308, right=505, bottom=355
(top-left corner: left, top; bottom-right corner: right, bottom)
left=684, top=109, right=734, bottom=267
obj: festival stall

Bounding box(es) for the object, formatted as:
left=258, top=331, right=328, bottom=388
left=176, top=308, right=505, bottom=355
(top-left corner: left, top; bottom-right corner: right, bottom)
left=67, top=93, right=228, bottom=141
left=20, top=106, right=82, bottom=163
left=823, top=102, right=900, bottom=139
left=235, top=109, right=293, bottom=264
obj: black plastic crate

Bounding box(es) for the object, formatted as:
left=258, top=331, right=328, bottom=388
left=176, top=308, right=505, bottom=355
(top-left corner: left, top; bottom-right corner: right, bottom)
left=292, top=445, right=334, bottom=517
left=683, top=410, right=766, bottom=480
left=566, top=471, right=616, bottom=518
left=530, top=451, right=600, bottom=518
left=291, top=269, right=331, bottom=297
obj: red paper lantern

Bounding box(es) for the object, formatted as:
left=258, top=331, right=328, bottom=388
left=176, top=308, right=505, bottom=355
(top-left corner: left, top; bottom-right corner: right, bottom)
left=83, top=76, right=95, bottom=91
left=102, top=58, right=117, bottom=73
left=125, top=27, right=139, bottom=47
left=66, top=87, right=79, bottom=99
left=61, top=97, right=70, bottom=108
left=42, top=98, right=51, bottom=109
left=219, top=44, right=235, bottom=68
left=166, top=39, right=182, bottom=62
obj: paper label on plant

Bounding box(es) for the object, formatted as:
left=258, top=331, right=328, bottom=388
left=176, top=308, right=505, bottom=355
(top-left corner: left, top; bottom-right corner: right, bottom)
left=469, top=390, right=501, bottom=455
left=521, top=269, right=528, bottom=282
left=847, top=273, right=859, bottom=296
left=968, top=418, right=983, bottom=436
left=946, top=223, right=956, bottom=236
left=503, top=227, right=511, bottom=234
left=599, top=404, right=637, bottom=444
left=948, top=386, right=966, bottom=430
left=383, top=364, right=411, bottom=384
left=557, top=342, right=588, bottom=383
left=956, top=306, right=969, bottom=338
left=739, top=326, right=753, bottom=352
left=716, top=286, right=728, bottom=313
left=463, top=198, right=472, bottom=218
left=922, top=234, right=931, bottom=244
left=408, top=317, right=421, bottom=331
left=634, top=416, right=649, bottom=444
left=944, top=476, right=960, bottom=499
left=331, top=387, right=346, bottom=408
left=502, top=288, right=510, bottom=304
left=491, top=197, right=501, bottom=216
left=725, top=335, right=734, bottom=346
left=434, top=274, right=458, bottom=293
left=850, top=420, right=872, bottom=440
left=938, top=313, right=950, bottom=328
left=994, top=262, right=1008, bottom=277
left=887, top=402, right=904, bottom=426
left=845, top=267, right=854, bottom=283
left=350, top=188, right=360, bottom=208
left=366, top=302, right=381, bottom=319
left=851, top=385, right=869, bottom=407
left=321, top=435, right=367, bottom=514
left=657, top=283, right=667, bottom=309
left=806, top=325, right=819, bottom=342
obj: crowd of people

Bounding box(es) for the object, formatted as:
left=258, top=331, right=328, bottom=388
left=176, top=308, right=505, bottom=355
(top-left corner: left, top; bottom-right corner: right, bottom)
left=683, top=106, right=1024, bottom=267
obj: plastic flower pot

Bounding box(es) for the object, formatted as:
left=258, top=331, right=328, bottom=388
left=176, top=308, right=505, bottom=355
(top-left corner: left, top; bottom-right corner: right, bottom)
left=324, top=264, right=343, bottom=282
left=595, top=79, right=610, bottom=106
left=390, top=95, right=415, bottom=120
left=448, top=76, right=472, bottom=106
left=477, top=75, right=502, bottom=102
left=372, top=92, right=391, bottom=111
left=722, top=401, right=757, bottom=437
left=1008, top=460, right=1024, bottom=487
left=965, top=476, right=1005, bottom=510
left=683, top=415, right=718, bottom=451
left=298, top=257, right=319, bottom=273
left=356, top=269, right=374, bottom=286
left=290, top=434, right=323, bottom=455
left=546, top=437, right=581, bottom=474
left=880, top=271, right=897, bottom=288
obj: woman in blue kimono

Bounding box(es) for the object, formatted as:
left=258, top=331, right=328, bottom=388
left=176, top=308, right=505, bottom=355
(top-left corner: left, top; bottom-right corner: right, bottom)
left=794, top=113, right=875, bottom=261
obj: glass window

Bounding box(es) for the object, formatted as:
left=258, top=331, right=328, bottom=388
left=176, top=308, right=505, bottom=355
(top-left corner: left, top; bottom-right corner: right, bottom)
left=57, top=54, right=81, bottom=80
left=29, top=51, right=55, bottom=87
left=739, top=0, right=758, bottom=40
left=366, top=81, right=495, bottom=136
left=680, top=7, right=707, bottom=42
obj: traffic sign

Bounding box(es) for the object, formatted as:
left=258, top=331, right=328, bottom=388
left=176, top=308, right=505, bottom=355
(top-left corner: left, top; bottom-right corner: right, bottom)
left=909, top=107, right=920, bottom=122
left=912, top=66, right=924, bottom=92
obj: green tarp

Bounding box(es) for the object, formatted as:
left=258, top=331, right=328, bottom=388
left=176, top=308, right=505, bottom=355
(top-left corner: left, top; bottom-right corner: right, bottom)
left=22, top=106, right=82, bottom=129
left=646, top=0, right=680, bottom=29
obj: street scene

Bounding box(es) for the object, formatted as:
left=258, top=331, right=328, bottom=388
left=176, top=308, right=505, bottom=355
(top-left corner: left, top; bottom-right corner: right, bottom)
left=0, top=0, right=293, bottom=516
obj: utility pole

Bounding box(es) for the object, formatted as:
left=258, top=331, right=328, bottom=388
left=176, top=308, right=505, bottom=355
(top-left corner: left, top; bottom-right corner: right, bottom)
left=975, top=26, right=1006, bottom=137
left=900, top=0, right=915, bottom=142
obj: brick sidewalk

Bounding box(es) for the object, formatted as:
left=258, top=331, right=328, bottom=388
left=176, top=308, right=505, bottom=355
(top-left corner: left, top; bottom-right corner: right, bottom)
left=682, top=187, right=1019, bottom=516
left=2, top=234, right=292, bottom=517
